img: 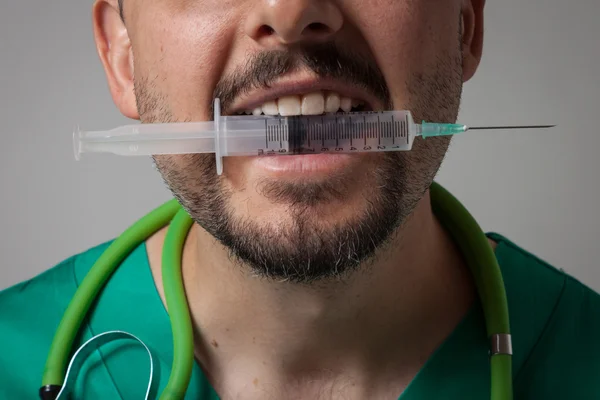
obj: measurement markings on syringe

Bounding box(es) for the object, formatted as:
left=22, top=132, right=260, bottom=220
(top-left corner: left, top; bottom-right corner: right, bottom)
left=263, top=116, right=409, bottom=154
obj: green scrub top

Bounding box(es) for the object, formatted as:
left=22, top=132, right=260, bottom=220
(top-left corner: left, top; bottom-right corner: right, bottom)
left=1, top=233, right=600, bottom=399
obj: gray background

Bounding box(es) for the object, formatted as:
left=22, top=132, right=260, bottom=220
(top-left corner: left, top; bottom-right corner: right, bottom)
left=1, top=0, right=598, bottom=291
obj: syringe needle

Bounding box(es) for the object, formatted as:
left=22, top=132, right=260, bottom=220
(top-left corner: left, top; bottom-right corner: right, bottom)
left=467, top=125, right=556, bottom=130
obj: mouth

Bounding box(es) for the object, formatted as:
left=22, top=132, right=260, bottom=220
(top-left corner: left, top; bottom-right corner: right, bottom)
left=224, top=78, right=384, bottom=176
left=225, top=78, right=382, bottom=117
left=224, top=76, right=384, bottom=180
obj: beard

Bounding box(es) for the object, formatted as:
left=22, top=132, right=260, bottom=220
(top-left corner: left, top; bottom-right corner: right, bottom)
left=138, top=42, right=463, bottom=284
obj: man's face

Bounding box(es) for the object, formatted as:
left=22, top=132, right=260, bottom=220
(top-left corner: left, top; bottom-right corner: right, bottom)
left=97, top=0, right=483, bottom=283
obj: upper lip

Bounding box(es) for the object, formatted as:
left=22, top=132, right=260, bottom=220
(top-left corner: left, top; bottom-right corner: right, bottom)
left=224, top=75, right=384, bottom=115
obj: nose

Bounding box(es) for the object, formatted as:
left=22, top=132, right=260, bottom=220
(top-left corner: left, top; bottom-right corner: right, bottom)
left=244, top=0, right=344, bottom=47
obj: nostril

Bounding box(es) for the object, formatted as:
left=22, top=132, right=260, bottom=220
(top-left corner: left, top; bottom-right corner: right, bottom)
left=305, top=22, right=330, bottom=35
left=253, top=21, right=336, bottom=43
left=258, top=25, right=275, bottom=36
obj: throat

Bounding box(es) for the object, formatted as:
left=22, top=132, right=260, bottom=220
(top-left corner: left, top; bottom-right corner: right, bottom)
left=191, top=232, right=472, bottom=397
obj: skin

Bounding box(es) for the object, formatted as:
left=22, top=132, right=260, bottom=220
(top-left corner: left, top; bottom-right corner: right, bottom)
left=93, top=0, right=485, bottom=398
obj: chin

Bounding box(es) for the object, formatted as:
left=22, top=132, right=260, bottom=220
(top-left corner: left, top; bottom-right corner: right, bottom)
left=157, top=151, right=411, bottom=283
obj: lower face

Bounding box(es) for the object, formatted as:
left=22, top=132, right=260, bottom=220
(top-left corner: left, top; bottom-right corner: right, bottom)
left=130, top=0, right=464, bottom=283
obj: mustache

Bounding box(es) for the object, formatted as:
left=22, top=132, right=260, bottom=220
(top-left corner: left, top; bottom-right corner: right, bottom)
left=213, top=42, right=392, bottom=114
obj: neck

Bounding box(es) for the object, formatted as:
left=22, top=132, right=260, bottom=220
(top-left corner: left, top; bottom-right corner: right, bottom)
left=147, top=190, right=475, bottom=398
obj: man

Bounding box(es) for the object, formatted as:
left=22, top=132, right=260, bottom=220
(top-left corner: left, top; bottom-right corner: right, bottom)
left=1, top=0, right=599, bottom=399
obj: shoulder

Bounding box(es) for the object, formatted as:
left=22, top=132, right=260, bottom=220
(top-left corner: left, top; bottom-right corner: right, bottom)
left=489, top=233, right=600, bottom=396
left=0, top=241, right=113, bottom=397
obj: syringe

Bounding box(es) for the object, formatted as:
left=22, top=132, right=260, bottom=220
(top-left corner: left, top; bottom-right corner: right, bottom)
left=74, top=99, right=554, bottom=175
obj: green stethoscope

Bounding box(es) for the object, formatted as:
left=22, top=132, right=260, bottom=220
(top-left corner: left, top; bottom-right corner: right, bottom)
left=39, top=182, right=513, bottom=400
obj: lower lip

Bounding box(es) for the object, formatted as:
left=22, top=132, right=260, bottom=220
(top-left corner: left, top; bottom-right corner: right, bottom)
left=252, top=154, right=355, bottom=174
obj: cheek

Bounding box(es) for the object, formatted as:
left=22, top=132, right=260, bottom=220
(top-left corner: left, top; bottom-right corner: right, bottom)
left=131, top=4, right=240, bottom=120
left=349, top=0, right=461, bottom=96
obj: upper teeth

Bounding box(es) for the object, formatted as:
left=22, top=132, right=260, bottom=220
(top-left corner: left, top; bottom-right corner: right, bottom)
left=238, top=91, right=365, bottom=116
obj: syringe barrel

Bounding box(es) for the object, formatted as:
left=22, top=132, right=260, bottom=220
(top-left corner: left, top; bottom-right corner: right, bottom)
left=219, top=111, right=417, bottom=157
